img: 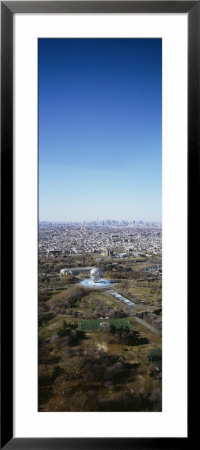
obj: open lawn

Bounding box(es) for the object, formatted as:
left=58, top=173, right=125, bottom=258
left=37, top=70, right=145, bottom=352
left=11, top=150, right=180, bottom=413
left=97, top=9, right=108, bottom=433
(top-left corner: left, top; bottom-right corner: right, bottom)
left=78, top=318, right=132, bottom=331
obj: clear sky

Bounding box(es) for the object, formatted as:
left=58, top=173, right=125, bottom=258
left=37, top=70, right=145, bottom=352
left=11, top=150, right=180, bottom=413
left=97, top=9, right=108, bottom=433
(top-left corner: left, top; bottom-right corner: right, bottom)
left=39, top=38, right=162, bottom=222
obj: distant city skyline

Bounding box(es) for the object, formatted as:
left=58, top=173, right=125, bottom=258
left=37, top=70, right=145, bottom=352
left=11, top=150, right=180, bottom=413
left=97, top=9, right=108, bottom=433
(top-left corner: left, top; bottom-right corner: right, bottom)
left=39, top=38, right=162, bottom=222
left=39, top=218, right=161, bottom=225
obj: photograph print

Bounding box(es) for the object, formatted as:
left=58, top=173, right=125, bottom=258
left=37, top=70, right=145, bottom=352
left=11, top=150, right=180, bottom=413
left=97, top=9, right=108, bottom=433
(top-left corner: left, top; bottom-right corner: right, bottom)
left=38, top=38, right=162, bottom=412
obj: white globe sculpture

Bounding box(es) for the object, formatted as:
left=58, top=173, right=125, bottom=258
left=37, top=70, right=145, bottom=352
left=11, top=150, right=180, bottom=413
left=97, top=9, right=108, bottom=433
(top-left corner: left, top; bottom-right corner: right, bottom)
left=90, top=267, right=102, bottom=282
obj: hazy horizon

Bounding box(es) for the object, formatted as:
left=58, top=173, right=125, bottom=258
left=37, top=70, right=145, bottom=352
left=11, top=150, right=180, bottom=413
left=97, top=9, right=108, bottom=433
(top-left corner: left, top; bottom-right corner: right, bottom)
left=39, top=218, right=162, bottom=225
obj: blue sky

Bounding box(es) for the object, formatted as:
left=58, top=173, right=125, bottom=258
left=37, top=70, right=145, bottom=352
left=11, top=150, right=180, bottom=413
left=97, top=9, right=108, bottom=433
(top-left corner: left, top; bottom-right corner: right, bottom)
left=39, top=38, right=162, bottom=222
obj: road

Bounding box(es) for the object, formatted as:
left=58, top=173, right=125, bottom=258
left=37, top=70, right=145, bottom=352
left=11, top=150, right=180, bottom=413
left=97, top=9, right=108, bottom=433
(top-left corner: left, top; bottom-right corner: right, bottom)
left=133, top=316, right=161, bottom=335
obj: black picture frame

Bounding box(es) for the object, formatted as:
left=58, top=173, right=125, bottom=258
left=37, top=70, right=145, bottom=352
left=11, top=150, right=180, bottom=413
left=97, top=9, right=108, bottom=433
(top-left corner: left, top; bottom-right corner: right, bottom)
left=0, top=1, right=197, bottom=449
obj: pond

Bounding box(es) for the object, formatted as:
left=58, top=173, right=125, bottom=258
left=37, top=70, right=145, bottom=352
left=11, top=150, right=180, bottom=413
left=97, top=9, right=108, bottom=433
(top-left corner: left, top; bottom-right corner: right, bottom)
left=80, top=278, right=111, bottom=288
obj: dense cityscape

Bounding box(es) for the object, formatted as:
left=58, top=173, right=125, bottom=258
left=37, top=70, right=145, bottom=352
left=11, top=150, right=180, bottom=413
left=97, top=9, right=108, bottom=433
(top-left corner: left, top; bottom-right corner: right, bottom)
left=39, top=221, right=162, bottom=257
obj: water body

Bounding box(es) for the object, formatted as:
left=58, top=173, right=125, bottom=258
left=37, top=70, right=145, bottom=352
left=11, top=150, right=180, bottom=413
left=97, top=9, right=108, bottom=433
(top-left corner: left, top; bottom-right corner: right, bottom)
left=109, top=290, right=135, bottom=306
left=81, top=278, right=111, bottom=288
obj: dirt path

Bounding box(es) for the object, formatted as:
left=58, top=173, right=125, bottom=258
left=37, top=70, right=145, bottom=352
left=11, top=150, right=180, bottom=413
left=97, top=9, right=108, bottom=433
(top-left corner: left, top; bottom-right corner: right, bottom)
left=133, top=316, right=160, bottom=335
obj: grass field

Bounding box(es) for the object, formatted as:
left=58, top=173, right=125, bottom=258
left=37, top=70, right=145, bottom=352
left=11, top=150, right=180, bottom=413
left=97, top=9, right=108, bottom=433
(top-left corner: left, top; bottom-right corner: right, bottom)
left=78, top=318, right=132, bottom=331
